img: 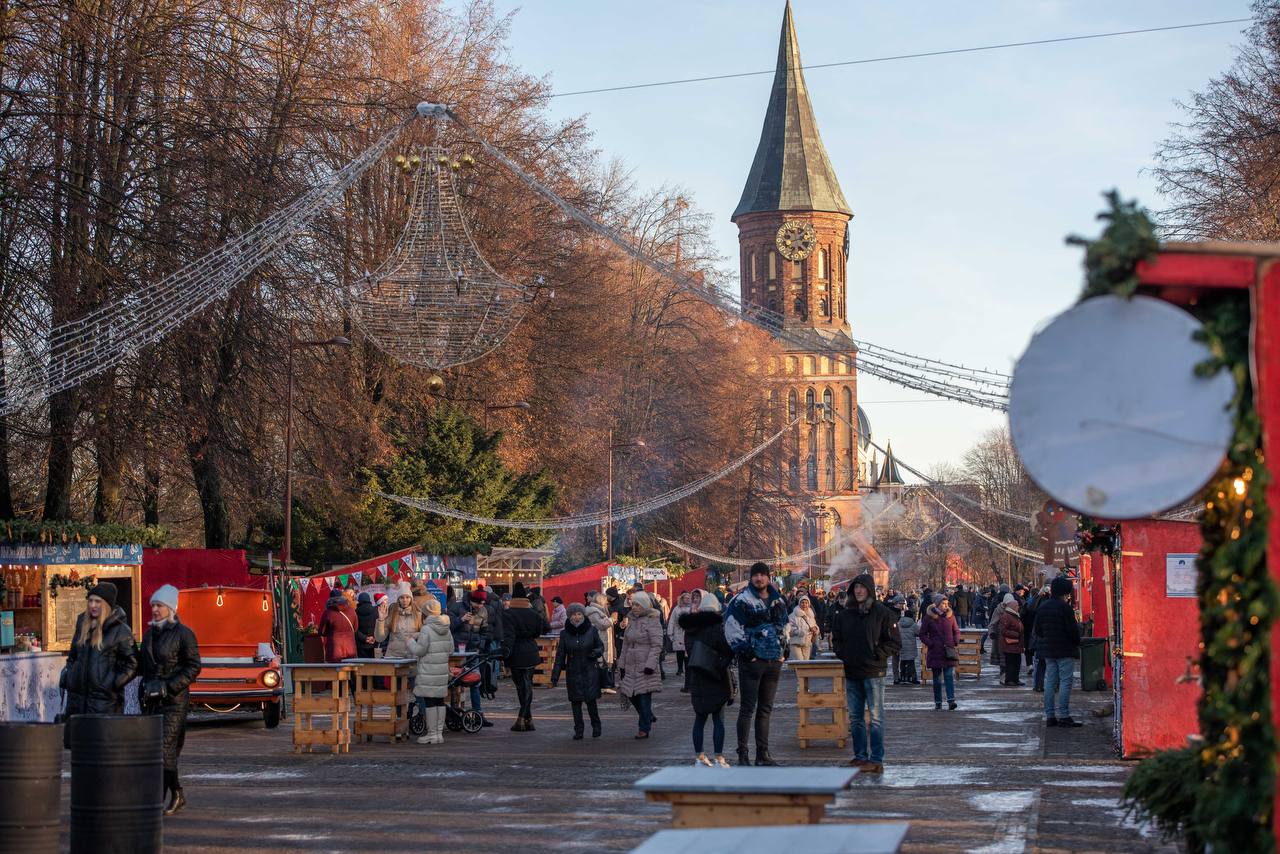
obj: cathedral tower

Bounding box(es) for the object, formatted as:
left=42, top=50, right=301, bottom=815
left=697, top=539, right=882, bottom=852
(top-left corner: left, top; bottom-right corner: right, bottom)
left=735, top=0, right=860, bottom=572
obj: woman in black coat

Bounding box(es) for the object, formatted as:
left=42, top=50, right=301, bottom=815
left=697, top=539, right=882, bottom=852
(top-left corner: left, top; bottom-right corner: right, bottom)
left=63, top=582, right=138, bottom=723
left=679, top=591, right=734, bottom=767
left=550, top=603, right=604, bottom=739
left=139, top=585, right=202, bottom=816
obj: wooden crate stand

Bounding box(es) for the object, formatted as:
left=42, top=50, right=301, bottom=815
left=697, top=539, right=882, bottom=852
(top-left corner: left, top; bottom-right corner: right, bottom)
left=789, top=660, right=848, bottom=749
left=920, top=630, right=984, bottom=681
left=288, top=664, right=355, bottom=755
left=346, top=658, right=415, bottom=743
left=533, top=635, right=558, bottom=687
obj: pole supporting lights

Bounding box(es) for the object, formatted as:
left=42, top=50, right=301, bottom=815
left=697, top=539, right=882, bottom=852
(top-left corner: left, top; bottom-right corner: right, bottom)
left=607, top=428, right=645, bottom=560
left=283, top=324, right=351, bottom=571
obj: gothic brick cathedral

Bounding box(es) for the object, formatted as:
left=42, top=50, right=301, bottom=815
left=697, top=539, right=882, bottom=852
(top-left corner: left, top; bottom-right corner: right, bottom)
left=734, top=1, right=863, bottom=569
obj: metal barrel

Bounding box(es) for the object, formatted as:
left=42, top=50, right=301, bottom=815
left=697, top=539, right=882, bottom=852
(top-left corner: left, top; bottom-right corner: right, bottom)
left=69, top=714, right=163, bottom=854
left=0, top=722, right=63, bottom=854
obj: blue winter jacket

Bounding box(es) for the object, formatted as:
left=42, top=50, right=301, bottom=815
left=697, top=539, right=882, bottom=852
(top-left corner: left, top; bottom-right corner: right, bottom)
left=724, top=584, right=789, bottom=661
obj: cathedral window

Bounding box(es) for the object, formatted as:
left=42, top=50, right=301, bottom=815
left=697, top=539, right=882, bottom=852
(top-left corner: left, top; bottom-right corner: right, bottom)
left=843, top=387, right=855, bottom=488
left=823, top=387, right=833, bottom=419
left=768, top=251, right=777, bottom=280
left=751, top=252, right=758, bottom=282
left=768, top=296, right=779, bottom=314
left=806, top=426, right=818, bottom=490
left=826, top=424, right=836, bottom=490
left=820, top=297, right=830, bottom=318
left=793, top=296, right=805, bottom=317
left=804, top=356, right=816, bottom=375
left=787, top=388, right=797, bottom=420
left=817, top=249, right=827, bottom=280
left=805, top=388, right=816, bottom=422
left=791, top=260, right=803, bottom=280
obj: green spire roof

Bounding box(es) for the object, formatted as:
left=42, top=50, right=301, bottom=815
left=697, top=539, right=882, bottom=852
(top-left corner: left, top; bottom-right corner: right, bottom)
left=732, top=0, right=852, bottom=221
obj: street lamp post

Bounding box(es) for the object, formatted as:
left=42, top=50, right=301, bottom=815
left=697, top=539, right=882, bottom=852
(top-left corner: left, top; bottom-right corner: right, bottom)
left=606, top=428, right=645, bottom=560
left=282, top=323, right=351, bottom=571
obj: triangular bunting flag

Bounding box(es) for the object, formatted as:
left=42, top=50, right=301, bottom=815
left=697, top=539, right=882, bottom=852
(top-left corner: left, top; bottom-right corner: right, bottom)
left=390, top=558, right=400, bottom=572
left=339, top=574, right=349, bottom=586
left=310, top=577, right=323, bottom=592
left=352, top=571, right=363, bottom=585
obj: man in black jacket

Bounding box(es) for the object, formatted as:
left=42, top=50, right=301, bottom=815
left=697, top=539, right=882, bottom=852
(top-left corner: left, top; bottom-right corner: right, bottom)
left=832, top=573, right=901, bottom=773
left=1036, top=576, right=1083, bottom=728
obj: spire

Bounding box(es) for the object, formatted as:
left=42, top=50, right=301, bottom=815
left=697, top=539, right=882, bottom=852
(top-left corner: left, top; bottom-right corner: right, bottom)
left=876, top=441, right=904, bottom=487
left=732, top=0, right=852, bottom=221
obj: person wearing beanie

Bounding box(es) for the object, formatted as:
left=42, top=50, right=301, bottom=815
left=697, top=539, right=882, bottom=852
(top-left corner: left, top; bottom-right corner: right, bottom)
left=550, top=602, right=605, bottom=739
left=618, top=590, right=663, bottom=739
left=376, top=582, right=423, bottom=660
left=680, top=590, right=734, bottom=766
left=353, top=591, right=378, bottom=659
left=723, top=562, right=789, bottom=766
left=502, top=581, right=548, bottom=731
left=64, top=582, right=138, bottom=745
left=140, top=584, right=202, bottom=815
left=1035, top=576, right=1084, bottom=727
left=407, top=595, right=454, bottom=745
left=318, top=582, right=358, bottom=663
left=449, top=587, right=494, bottom=727
left=831, top=573, right=902, bottom=774
left=998, top=594, right=1026, bottom=686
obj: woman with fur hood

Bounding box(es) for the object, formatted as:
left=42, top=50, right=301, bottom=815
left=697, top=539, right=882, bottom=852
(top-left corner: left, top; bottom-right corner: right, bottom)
left=406, top=598, right=454, bottom=744
left=679, top=590, right=734, bottom=767
left=550, top=603, right=605, bottom=739
left=618, top=590, right=663, bottom=739
left=917, top=594, right=960, bottom=709
left=786, top=595, right=820, bottom=661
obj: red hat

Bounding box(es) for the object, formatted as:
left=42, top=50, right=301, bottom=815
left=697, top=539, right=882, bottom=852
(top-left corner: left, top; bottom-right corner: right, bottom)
left=469, top=589, right=487, bottom=604
left=374, top=593, right=388, bottom=605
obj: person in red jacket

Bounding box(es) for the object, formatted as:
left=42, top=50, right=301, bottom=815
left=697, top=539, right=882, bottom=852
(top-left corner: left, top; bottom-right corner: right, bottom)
left=917, top=594, right=961, bottom=710
left=318, top=586, right=358, bottom=663
left=997, top=594, right=1026, bottom=686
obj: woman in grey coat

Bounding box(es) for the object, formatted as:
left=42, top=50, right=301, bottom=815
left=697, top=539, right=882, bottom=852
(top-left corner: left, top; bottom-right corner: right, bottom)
left=618, top=591, right=663, bottom=739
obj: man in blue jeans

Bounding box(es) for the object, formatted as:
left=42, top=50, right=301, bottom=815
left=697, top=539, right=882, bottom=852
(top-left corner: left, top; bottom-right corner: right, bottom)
left=832, top=573, right=901, bottom=773
left=1035, top=575, right=1084, bottom=727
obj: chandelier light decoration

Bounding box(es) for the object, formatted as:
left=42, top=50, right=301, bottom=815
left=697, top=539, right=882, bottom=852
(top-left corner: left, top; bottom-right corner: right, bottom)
left=347, top=145, right=534, bottom=372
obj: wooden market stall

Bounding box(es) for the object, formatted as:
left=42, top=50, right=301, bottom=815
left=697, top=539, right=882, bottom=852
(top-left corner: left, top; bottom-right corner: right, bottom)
left=475, top=547, right=553, bottom=596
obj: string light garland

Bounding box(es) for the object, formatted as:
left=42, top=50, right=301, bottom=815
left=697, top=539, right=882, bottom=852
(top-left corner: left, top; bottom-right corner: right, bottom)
left=377, top=415, right=800, bottom=529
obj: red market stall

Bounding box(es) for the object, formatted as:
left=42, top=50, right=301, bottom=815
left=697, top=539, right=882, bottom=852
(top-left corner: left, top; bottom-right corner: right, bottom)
left=541, top=562, right=710, bottom=609
left=297, top=547, right=418, bottom=629
left=141, top=548, right=259, bottom=604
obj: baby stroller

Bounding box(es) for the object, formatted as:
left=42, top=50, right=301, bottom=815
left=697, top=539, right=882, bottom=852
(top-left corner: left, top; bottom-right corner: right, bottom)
left=408, top=652, right=498, bottom=736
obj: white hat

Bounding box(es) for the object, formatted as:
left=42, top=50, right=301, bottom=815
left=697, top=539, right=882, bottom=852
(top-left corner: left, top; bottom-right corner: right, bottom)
left=151, top=584, right=179, bottom=613
left=395, top=581, right=413, bottom=600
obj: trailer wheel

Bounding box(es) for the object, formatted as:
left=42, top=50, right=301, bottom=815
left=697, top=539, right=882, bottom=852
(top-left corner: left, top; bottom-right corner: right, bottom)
left=263, top=701, right=282, bottom=729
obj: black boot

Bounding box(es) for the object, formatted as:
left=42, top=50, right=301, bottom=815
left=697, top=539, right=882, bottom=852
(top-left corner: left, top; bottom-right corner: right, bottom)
left=592, top=723, right=602, bottom=738
left=737, top=746, right=751, bottom=766
left=573, top=729, right=584, bottom=740
left=754, top=749, right=780, bottom=766
left=163, top=787, right=186, bottom=817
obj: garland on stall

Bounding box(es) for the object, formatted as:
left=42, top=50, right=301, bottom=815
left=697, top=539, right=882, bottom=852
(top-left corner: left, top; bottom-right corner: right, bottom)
left=1068, top=193, right=1280, bottom=851
left=48, top=572, right=98, bottom=599
left=1075, top=516, right=1120, bottom=561
left=0, top=519, right=168, bottom=547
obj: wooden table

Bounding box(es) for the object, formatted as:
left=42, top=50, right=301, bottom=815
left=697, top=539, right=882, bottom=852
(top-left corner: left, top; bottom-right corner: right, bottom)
left=286, top=664, right=355, bottom=754
left=631, top=823, right=910, bottom=853
left=342, top=658, right=415, bottom=743
left=634, top=767, right=858, bottom=828
left=788, top=659, right=849, bottom=749
left=533, top=634, right=558, bottom=687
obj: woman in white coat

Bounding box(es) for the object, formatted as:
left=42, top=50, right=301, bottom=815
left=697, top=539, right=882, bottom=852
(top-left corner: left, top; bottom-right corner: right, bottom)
left=787, top=595, right=820, bottom=661
left=406, top=597, right=454, bottom=744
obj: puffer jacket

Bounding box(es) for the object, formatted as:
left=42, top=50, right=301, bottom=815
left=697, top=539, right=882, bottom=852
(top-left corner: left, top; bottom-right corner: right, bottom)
left=407, top=614, right=453, bottom=698
left=451, top=601, right=491, bottom=652
left=679, top=610, right=732, bottom=716
left=376, top=605, right=422, bottom=660
left=584, top=603, right=615, bottom=665
left=998, top=608, right=1025, bottom=654
left=787, top=605, right=820, bottom=649
left=724, top=584, right=788, bottom=661
left=139, top=617, right=201, bottom=771
left=551, top=619, right=603, bottom=702
left=897, top=614, right=920, bottom=662
left=667, top=604, right=691, bottom=652
left=64, top=606, right=138, bottom=716
left=501, top=599, right=548, bottom=669
left=617, top=611, right=663, bottom=697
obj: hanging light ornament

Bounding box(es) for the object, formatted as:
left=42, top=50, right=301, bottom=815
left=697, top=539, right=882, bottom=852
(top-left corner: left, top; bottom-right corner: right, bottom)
left=348, top=146, right=534, bottom=373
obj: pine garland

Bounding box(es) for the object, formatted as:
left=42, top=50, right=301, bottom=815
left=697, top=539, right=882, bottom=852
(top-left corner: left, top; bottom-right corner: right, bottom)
left=1069, top=193, right=1274, bottom=851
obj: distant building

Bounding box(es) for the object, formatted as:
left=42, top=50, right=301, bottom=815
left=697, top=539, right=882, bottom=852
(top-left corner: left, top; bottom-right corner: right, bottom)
left=735, top=1, right=868, bottom=574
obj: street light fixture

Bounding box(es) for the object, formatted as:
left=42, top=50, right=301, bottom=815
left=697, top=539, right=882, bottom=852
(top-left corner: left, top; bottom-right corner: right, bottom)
left=606, top=429, right=645, bottom=560
left=283, top=324, right=351, bottom=571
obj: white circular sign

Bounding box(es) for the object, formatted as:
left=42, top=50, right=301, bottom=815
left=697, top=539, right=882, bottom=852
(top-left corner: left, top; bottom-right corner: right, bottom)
left=1009, top=294, right=1235, bottom=519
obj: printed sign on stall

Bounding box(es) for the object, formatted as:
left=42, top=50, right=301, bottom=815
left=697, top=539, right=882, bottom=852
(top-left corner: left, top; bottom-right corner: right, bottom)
left=1165, top=553, right=1198, bottom=598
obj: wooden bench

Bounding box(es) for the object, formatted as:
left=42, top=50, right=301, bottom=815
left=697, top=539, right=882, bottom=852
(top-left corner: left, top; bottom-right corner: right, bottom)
left=631, top=823, right=910, bottom=853
left=343, top=657, right=415, bottom=743
left=788, top=659, right=849, bottom=749
left=533, top=634, right=558, bottom=687
left=286, top=664, right=355, bottom=754
left=634, top=767, right=858, bottom=829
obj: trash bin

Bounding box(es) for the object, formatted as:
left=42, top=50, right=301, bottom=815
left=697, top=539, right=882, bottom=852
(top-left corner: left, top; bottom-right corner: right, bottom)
left=1080, top=637, right=1108, bottom=692
left=70, top=714, right=163, bottom=854
left=0, top=722, right=62, bottom=854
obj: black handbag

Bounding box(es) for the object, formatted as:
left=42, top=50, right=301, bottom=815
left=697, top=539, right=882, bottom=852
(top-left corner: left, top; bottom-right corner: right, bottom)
left=688, top=638, right=725, bottom=677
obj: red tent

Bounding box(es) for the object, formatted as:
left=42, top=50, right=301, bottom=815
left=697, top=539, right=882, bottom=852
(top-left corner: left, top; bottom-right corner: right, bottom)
left=142, top=549, right=259, bottom=604
left=300, top=547, right=417, bottom=627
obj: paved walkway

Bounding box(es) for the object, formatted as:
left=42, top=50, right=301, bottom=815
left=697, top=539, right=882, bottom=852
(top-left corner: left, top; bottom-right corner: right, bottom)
left=61, top=658, right=1169, bottom=853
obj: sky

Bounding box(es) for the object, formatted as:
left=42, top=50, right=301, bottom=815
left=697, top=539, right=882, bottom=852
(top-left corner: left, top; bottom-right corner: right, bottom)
left=479, top=0, right=1252, bottom=476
